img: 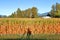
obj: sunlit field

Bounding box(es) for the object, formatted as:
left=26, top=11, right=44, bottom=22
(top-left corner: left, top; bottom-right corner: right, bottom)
left=0, top=18, right=60, bottom=40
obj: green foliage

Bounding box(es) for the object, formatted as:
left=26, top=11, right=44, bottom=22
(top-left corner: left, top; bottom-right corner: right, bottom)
left=0, top=34, right=60, bottom=40
left=8, top=13, right=14, bottom=18
left=8, top=7, right=39, bottom=18
left=25, top=8, right=32, bottom=18
left=51, top=3, right=60, bottom=18
left=31, top=7, right=38, bottom=18
left=16, top=8, right=22, bottom=18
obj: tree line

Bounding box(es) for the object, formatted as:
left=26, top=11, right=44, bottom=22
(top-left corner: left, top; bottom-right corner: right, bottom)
left=8, top=3, right=60, bottom=18
left=49, top=3, right=60, bottom=18
left=8, top=7, right=39, bottom=18
left=1, top=3, right=60, bottom=18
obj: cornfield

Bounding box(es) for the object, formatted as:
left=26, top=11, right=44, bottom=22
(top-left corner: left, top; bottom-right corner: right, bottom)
left=0, top=18, right=60, bottom=39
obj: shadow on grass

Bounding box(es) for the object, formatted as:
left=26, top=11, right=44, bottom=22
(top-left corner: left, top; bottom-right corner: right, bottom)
left=0, top=34, right=60, bottom=40
left=0, top=39, right=47, bottom=40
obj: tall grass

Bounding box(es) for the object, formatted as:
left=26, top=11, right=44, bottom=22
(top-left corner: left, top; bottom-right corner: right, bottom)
left=0, top=18, right=60, bottom=39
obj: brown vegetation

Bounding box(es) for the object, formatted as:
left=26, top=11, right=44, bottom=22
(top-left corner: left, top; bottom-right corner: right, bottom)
left=0, top=18, right=60, bottom=35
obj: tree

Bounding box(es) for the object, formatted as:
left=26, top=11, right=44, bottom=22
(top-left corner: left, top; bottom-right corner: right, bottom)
left=51, top=5, right=56, bottom=17
left=31, top=7, right=38, bottom=18
left=25, top=8, right=32, bottom=18
left=51, top=3, right=60, bottom=18
left=10, top=13, right=15, bottom=18
left=16, top=8, right=22, bottom=18
left=13, top=12, right=17, bottom=18
left=21, top=11, right=27, bottom=18
left=2, top=15, right=7, bottom=18
left=8, top=7, right=39, bottom=18
left=8, top=12, right=15, bottom=18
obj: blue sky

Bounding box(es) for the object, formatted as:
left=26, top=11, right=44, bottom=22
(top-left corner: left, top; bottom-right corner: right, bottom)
left=0, top=0, right=59, bottom=16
